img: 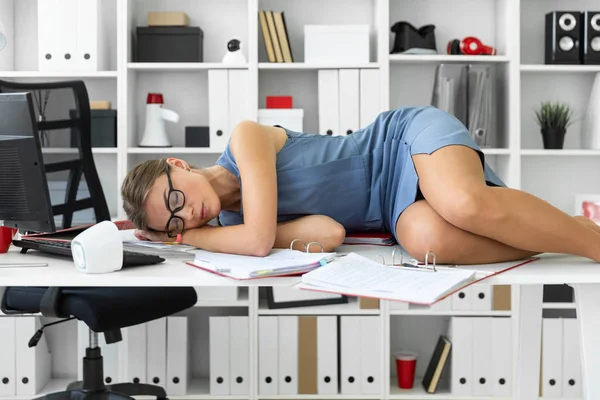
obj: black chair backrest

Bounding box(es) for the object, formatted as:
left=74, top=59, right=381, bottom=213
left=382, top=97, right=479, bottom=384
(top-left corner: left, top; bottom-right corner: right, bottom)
left=0, top=79, right=110, bottom=229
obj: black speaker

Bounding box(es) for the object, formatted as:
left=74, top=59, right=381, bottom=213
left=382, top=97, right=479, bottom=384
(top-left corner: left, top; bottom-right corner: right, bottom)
left=545, top=11, right=582, bottom=64
left=582, top=11, right=600, bottom=64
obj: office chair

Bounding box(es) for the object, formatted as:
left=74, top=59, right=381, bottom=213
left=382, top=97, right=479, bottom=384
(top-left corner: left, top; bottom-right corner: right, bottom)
left=1, top=286, right=198, bottom=399
left=0, top=80, right=198, bottom=399
left=0, top=79, right=111, bottom=229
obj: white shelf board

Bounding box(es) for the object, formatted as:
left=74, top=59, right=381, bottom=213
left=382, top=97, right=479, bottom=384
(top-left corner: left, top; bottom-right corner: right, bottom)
left=521, top=149, right=600, bottom=156
left=42, top=148, right=118, bottom=154
left=258, top=296, right=380, bottom=315
left=259, top=62, right=380, bottom=70
left=127, top=62, right=249, bottom=71
left=258, top=395, right=381, bottom=400
left=542, top=302, right=576, bottom=309
left=390, top=54, right=510, bottom=64
left=521, top=64, right=600, bottom=73
left=128, top=147, right=222, bottom=154
left=389, top=384, right=510, bottom=399
left=169, top=377, right=244, bottom=400
left=481, top=148, right=510, bottom=155
left=390, top=309, right=511, bottom=316
left=0, top=71, right=117, bottom=78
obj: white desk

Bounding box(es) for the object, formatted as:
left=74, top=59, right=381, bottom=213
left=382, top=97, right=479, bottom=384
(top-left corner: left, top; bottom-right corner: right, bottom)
left=1, top=245, right=598, bottom=399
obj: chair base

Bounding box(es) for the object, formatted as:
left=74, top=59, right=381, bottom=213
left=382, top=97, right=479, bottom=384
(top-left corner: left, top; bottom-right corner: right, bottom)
left=34, top=382, right=168, bottom=400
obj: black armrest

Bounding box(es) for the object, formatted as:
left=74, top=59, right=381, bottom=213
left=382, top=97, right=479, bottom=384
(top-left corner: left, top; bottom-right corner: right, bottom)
left=1, top=286, right=70, bottom=318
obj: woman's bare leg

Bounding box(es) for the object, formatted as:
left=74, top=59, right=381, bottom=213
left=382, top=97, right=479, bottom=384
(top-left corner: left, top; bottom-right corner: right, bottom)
left=412, top=145, right=600, bottom=262
left=396, top=199, right=540, bottom=264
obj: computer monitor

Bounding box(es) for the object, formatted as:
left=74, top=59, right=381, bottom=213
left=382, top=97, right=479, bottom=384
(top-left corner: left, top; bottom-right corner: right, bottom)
left=0, top=91, right=56, bottom=233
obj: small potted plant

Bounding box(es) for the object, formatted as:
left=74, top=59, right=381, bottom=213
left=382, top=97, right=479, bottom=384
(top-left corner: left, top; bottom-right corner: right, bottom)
left=534, top=101, right=576, bottom=149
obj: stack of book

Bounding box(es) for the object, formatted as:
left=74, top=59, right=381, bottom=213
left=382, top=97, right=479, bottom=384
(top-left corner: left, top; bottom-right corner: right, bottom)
left=258, top=10, right=293, bottom=63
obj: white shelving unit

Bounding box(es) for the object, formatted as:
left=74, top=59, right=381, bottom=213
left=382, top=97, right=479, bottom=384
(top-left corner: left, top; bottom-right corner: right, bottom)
left=0, top=0, right=593, bottom=399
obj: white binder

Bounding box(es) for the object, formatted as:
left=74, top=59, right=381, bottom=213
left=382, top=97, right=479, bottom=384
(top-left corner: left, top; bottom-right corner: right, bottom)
left=562, top=318, right=582, bottom=397
left=359, top=316, right=380, bottom=394
left=452, top=286, right=473, bottom=310
left=258, top=316, right=278, bottom=395
left=15, top=317, right=51, bottom=397
left=123, top=324, right=147, bottom=384
left=75, top=0, right=106, bottom=71
left=278, top=316, right=298, bottom=394
left=359, top=69, right=380, bottom=128
left=317, top=316, right=337, bottom=395
left=0, top=0, right=15, bottom=71
left=340, top=316, right=362, bottom=394
left=318, top=69, right=340, bottom=136
left=470, top=283, right=492, bottom=310
left=208, top=69, right=230, bottom=152
left=209, top=316, right=230, bottom=395
left=38, top=0, right=75, bottom=71
left=166, top=316, right=190, bottom=396
left=229, top=316, right=249, bottom=395
left=339, top=69, right=360, bottom=135
left=471, top=317, right=493, bottom=396
left=228, top=70, right=251, bottom=134
left=430, top=296, right=452, bottom=311
left=449, top=317, right=473, bottom=396
left=491, top=317, right=512, bottom=396
left=542, top=318, right=563, bottom=397
left=0, top=317, right=16, bottom=396
left=147, top=318, right=167, bottom=387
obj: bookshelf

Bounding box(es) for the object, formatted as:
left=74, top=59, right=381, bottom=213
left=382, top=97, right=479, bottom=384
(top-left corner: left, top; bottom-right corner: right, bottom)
left=0, top=0, right=593, bottom=398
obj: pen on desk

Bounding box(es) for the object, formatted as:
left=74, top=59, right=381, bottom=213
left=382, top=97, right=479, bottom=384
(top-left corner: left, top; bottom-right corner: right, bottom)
left=0, top=262, right=49, bottom=268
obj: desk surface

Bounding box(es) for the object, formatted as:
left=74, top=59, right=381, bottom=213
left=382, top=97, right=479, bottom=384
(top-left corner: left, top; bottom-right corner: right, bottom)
left=0, top=244, right=598, bottom=287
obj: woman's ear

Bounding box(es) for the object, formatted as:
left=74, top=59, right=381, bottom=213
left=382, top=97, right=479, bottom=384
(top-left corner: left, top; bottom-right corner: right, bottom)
left=166, top=157, right=190, bottom=171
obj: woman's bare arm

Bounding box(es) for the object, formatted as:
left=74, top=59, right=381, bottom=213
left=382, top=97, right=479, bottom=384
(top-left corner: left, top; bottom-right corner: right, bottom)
left=274, top=215, right=346, bottom=252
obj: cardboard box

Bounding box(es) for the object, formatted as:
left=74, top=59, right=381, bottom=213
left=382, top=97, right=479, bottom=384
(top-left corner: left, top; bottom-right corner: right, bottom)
left=148, top=11, right=189, bottom=26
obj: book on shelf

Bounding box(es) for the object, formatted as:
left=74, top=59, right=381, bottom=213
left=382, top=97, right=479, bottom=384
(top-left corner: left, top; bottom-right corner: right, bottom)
left=259, top=10, right=293, bottom=63
left=296, top=252, right=538, bottom=305
left=343, top=231, right=396, bottom=246
left=422, top=335, right=452, bottom=394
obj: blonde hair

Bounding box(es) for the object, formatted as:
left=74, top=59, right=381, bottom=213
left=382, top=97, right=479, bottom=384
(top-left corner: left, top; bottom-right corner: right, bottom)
left=121, top=158, right=169, bottom=231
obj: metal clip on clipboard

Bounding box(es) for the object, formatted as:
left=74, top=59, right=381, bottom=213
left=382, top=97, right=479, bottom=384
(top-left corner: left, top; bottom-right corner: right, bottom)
left=389, top=247, right=438, bottom=272
left=290, top=239, right=324, bottom=253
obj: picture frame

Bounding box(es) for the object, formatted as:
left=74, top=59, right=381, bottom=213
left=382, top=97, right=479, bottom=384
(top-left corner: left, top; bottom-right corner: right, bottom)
left=574, top=193, right=600, bottom=225
left=265, top=287, right=349, bottom=309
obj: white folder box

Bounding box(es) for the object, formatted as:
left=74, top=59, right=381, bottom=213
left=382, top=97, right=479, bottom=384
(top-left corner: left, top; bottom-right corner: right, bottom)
left=318, top=69, right=340, bottom=136
left=209, top=316, right=230, bottom=395
left=338, top=69, right=360, bottom=135
left=229, top=316, right=249, bottom=395
left=388, top=300, right=410, bottom=310
left=542, top=318, right=563, bottom=397
left=452, top=286, right=473, bottom=310
left=208, top=69, right=230, bottom=152
left=340, top=316, right=362, bottom=394
left=278, top=316, right=298, bottom=394
left=0, top=317, right=16, bottom=396
left=15, top=316, right=51, bottom=397
left=470, top=283, right=492, bottom=310
left=258, top=316, right=278, bottom=395
left=75, top=0, right=107, bottom=71
left=562, top=318, right=582, bottom=397
left=359, top=316, right=380, bottom=394
left=471, top=317, right=493, bottom=396
left=359, top=69, right=380, bottom=128
left=430, top=296, right=452, bottom=311
left=317, top=316, right=337, bottom=395
left=228, top=70, right=251, bottom=133
left=147, top=318, right=167, bottom=387
left=449, top=317, right=473, bottom=396
left=0, top=0, right=15, bottom=71
left=195, top=287, right=238, bottom=302
left=491, top=317, right=512, bottom=396
left=38, top=0, right=76, bottom=72
left=122, top=323, right=147, bottom=384
left=258, top=109, right=304, bottom=133
left=166, top=316, right=190, bottom=396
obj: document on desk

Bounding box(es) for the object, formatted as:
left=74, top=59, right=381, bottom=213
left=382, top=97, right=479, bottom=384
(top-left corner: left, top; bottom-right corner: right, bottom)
left=187, top=249, right=337, bottom=279
left=296, top=252, right=536, bottom=305
left=119, top=229, right=196, bottom=257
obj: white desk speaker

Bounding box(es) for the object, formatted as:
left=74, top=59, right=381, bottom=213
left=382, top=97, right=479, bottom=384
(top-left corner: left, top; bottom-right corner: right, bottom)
left=71, top=221, right=123, bottom=274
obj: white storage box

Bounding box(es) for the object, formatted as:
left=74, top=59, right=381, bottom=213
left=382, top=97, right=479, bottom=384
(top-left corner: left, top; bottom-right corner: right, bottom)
left=304, top=25, right=370, bottom=64
left=258, top=109, right=304, bottom=132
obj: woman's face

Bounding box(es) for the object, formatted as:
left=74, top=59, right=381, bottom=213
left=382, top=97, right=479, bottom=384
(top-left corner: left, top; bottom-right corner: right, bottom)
left=143, top=158, right=220, bottom=234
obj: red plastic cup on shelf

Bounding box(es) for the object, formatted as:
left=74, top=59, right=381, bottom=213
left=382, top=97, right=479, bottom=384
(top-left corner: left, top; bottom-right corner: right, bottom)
left=395, top=351, right=418, bottom=389
left=0, top=226, right=17, bottom=253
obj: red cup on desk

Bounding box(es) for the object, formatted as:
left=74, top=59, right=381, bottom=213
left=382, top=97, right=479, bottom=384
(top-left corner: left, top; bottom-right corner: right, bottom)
left=395, top=351, right=418, bottom=389
left=0, top=226, right=17, bottom=253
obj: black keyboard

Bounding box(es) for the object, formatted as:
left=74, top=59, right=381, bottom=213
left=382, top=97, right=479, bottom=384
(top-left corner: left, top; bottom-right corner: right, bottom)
left=13, top=239, right=165, bottom=268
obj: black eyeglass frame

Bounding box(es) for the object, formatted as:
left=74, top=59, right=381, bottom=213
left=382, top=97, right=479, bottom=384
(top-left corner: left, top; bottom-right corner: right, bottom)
left=165, top=166, right=186, bottom=238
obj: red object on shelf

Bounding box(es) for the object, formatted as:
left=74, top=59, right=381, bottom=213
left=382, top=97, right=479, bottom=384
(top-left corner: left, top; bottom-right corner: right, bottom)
left=147, top=93, right=164, bottom=104
left=266, top=96, right=292, bottom=109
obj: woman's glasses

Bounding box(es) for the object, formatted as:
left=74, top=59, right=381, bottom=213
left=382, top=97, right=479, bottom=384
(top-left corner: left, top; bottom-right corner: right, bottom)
left=165, top=166, right=185, bottom=238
